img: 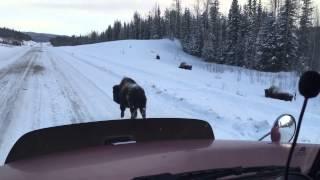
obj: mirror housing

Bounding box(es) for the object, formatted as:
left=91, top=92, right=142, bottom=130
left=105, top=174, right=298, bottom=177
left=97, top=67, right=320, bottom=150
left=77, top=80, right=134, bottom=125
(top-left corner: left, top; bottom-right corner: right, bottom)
left=298, top=71, right=320, bottom=98
left=271, top=114, right=296, bottom=143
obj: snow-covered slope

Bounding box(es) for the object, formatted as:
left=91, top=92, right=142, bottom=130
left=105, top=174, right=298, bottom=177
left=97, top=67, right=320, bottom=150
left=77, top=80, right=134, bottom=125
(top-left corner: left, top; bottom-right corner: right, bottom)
left=0, top=39, right=319, bottom=164
left=58, top=39, right=320, bottom=141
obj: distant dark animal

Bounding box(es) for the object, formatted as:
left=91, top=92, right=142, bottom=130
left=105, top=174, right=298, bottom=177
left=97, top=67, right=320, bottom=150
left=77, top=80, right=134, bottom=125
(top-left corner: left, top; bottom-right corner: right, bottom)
left=113, top=77, right=147, bottom=119
left=264, top=86, right=294, bottom=101
left=156, top=55, right=160, bottom=60
left=179, top=62, right=192, bottom=70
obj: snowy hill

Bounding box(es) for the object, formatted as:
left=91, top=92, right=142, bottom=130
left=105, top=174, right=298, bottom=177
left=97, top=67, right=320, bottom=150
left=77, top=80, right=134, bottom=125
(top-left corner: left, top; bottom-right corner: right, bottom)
left=58, top=39, right=320, bottom=141
left=24, top=32, right=58, bottom=42
left=0, top=39, right=319, bottom=164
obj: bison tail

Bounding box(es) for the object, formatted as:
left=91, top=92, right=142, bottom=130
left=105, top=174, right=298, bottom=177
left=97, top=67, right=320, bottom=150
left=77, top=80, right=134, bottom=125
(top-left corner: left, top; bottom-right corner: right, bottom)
left=113, top=85, right=120, bottom=104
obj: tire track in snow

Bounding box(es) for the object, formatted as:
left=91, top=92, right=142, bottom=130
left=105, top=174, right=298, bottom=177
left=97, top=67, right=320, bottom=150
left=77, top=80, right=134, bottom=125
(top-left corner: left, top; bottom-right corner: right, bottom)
left=58, top=49, right=122, bottom=79
left=0, top=48, right=39, bottom=75
left=0, top=47, right=31, bottom=71
left=47, top=54, right=92, bottom=124
left=30, top=53, right=45, bottom=130
left=49, top=50, right=119, bottom=119
left=0, top=48, right=39, bottom=146
left=0, top=50, right=34, bottom=90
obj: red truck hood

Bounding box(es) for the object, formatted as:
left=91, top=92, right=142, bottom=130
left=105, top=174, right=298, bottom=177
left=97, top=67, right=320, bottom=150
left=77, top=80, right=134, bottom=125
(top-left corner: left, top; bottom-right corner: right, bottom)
left=0, top=140, right=318, bottom=180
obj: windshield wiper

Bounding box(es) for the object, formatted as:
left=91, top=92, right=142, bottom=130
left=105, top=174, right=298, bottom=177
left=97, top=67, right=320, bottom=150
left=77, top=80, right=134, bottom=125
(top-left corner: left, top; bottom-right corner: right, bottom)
left=133, top=166, right=301, bottom=180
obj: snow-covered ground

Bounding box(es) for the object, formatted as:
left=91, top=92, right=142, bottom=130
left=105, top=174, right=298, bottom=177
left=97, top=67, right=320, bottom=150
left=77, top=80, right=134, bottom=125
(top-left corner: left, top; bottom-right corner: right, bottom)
left=0, top=39, right=319, bottom=164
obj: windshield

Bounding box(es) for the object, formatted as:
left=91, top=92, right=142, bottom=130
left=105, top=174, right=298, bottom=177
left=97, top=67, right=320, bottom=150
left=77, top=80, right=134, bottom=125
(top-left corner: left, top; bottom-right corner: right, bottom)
left=0, top=0, right=320, bottom=167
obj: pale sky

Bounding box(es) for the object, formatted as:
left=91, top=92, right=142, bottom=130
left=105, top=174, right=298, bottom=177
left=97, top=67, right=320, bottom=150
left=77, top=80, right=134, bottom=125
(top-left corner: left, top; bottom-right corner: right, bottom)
left=0, top=0, right=319, bottom=36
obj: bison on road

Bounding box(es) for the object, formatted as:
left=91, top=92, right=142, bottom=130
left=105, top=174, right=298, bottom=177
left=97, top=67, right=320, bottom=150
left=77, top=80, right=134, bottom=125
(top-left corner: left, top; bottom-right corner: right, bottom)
left=113, top=77, right=147, bottom=119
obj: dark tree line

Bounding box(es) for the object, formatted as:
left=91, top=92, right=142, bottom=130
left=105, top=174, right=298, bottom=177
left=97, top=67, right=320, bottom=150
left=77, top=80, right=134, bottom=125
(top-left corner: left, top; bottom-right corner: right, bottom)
left=0, top=27, right=32, bottom=45
left=50, top=0, right=320, bottom=72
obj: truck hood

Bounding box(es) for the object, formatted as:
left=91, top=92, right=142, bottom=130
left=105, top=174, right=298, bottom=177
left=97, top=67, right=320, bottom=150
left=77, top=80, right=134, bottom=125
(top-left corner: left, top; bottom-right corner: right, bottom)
left=0, top=140, right=319, bottom=180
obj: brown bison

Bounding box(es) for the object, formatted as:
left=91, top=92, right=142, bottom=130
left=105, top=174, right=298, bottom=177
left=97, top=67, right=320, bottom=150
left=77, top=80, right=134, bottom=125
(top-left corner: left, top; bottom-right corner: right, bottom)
left=113, top=77, right=147, bottom=119
left=265, top=86, right=294, bottom=101
left=179, top=62, right=192, bottom=70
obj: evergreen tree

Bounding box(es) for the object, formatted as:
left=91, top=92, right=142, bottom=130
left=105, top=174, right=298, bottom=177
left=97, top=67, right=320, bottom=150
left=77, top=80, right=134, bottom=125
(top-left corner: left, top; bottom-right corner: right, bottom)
left=255, top=14, right=279, bottom=71
left=164, top=9, right=173, bottom=39
left=202, top=33, right=216, bottom=61
left=213, top=0, right=224, bottom=63
left=202, top=0, right=212, bottom=37
left=125, top=23, right=130, bottom=39
left=310, top=7, right=320, bottom=70
left=243, top=2, right=257, bottom=68
left=133, top=12, right=142, bottom=39
left=128, top=22, right=135, bottom=39
left=210, top=0, right=221, bottom=41
left=275, top=0, right=299, bottom=71
left=0, top=27, right=32, bottom=42
left=143, top=14, right=152, bottom=39
left=106, top=25, right=112, bottom=41
left=181, top=8, right=192, bottom=51
left=90, top=31, right=98, bottom=42
left=113, top=21, right=122, bottom=40
left=239, top=5, right=248, bottom=67
left=121, top=22, right=129, bottom=39
left=185, top=17, right=203, bottom=56
left=219, top=16, right=228, bottom=64
left=225, top=0, right=241, bottom=66
left=256, top=0, right=263, bottom=32
left=151, top=5, right=162, bottom=39
left=100, top=30, right=107, bottom=42
left=298, top=0, right=313, bottom=71
left=174, top=0, right=182, bottom=38
left=252, top=0, right=257, bottom=16
left=181, top=8, right=192, bottom=40
left=160, top=18, right=167, bottom=38
left=202, top=0, right=221, bottom=62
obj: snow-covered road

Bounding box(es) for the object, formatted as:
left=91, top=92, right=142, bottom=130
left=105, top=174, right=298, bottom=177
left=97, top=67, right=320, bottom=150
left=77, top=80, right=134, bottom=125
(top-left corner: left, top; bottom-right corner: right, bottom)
left=0, top=45, right=121, bottom=163
left=0, top=40, right=319, bottom=164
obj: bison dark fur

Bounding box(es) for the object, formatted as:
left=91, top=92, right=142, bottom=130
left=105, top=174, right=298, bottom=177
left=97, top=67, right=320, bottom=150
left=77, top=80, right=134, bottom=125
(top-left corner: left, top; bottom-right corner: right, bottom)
left=113, top=77, right=147, bottom=119
left=179, top=62, right=192, bottom=70
left=265, top=87, right=293, bottom=101
left=113, top=85, right=120, bottom=104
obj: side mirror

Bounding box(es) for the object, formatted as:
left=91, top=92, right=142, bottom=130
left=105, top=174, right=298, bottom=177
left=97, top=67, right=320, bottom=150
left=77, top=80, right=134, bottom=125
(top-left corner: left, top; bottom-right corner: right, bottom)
left=259, top=114, right=296, bottom=143
left=271, top=114, right=296, bottom=143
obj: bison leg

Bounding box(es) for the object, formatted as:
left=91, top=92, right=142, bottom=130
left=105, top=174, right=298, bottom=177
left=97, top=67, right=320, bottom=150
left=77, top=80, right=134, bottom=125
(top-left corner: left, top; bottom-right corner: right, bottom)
left=140, top=108, right=146, bottom=119
left=120, top=105, right=126, bottom=118
left=130, top=108, right=138, bottom=119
